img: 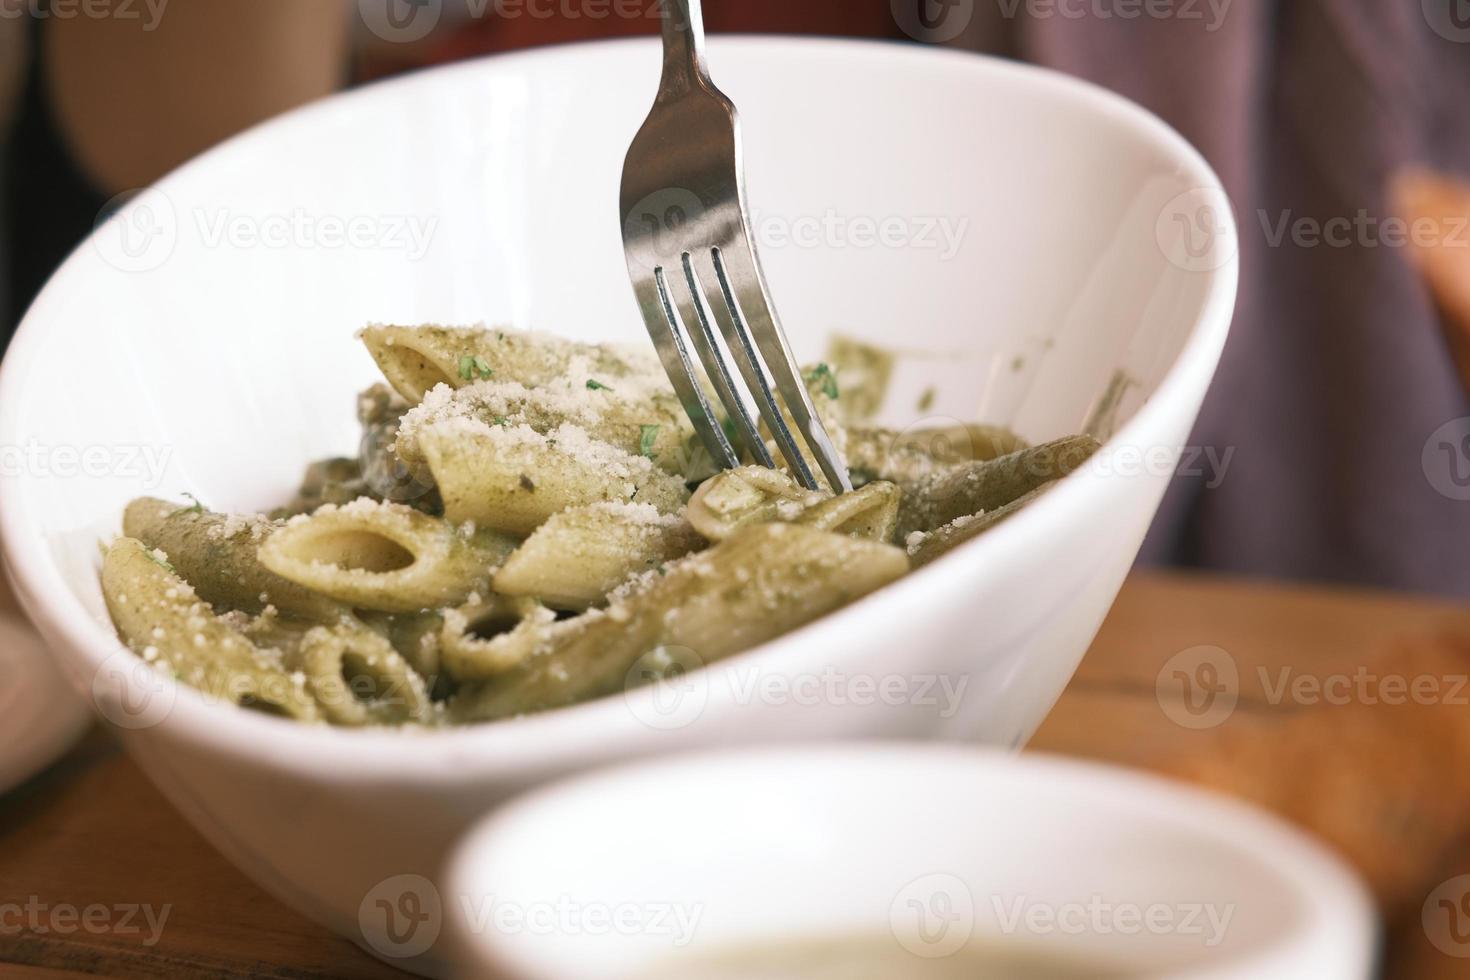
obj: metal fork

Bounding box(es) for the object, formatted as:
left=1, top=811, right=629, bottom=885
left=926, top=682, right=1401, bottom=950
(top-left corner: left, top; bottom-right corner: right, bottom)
left=619, top=0, right=852, bottom=494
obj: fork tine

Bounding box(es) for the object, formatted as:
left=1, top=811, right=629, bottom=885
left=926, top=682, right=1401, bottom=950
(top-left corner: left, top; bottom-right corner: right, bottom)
left=634, top=271, right=739, bottom=472
left=709, top=240, right=853, bottom=493
left=675, top=252, right=775, bottom=469
left=682, top=247, right=818, bottom=489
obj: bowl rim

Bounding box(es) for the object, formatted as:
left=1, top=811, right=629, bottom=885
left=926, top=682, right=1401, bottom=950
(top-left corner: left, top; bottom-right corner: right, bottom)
left=0, top=35, right=1238, bottom=770
left=446, top=743, right=1373, bottom=980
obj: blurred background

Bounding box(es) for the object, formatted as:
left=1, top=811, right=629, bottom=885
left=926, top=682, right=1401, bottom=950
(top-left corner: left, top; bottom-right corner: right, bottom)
left=3, top=0, right=1469, bottom=599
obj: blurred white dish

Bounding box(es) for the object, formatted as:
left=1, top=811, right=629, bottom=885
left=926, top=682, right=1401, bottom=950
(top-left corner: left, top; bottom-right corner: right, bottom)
left=0, top=37, right=1235, bottom=976
left=448, top=745, right=1376, bottom=980
left=0, top=611, right=90, bottom=795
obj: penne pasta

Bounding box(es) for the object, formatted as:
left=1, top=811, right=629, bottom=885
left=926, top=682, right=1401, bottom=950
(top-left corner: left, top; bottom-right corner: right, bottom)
left=416, top=417, right=689, bottom=536
left=102, top=537, right=320, bottom=721
left=292, top=619, right=432, bottom=726
left=392, top=375, right=694, bottom=478
left=439, top=594, right=555, bottom=680
left=124, top=497, right=343, bottom=621
left=846, top=423, right=1029, bottom=489
left=257, top=498, right=517, bottom=613
left=102, top=325, right=1095, bottom=728
left=896, top=435, right=1100, bottom=538
left=494, top=502, right=704, bottom=611
left=449, top=523, right=910, bottom=722
left=687, top=467, right=899, bottom=544
left=360, top=324, right=664, bottom=404
left=906, top=482, right=1057, bottom=567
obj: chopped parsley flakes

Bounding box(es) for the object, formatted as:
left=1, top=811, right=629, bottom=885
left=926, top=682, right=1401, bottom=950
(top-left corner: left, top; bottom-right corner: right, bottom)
left=804, top=363, right=839, bottom=400
left=458, top=355, right=494, bottom=381
left=145, top=550, right=176, bottom=575
left=586, top=379, right=613, bottom=392
left=639, top=424, right=660, bottom=459
left=173, top=493, right=205, bottom=517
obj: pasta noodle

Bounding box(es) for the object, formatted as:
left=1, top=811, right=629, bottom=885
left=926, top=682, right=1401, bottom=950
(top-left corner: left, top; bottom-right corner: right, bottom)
left=450, top=523, right=910, bottom=722
left=493, top=502, right=703, bottom=611
left=257, top=497, right=517, bottom=613
left=102, top=538, right=320, bottom=721
left=99, top=324, right=1095, bottom=727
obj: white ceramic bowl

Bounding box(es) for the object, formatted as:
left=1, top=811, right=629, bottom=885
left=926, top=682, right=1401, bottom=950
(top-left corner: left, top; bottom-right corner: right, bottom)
left=448, top=745, right=1374, bottom=980
left=0, top=38, right=1235, bottom=976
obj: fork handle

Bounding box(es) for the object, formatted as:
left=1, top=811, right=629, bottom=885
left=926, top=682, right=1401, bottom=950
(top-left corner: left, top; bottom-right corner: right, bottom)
left=658, top=0, right=708, bottom=98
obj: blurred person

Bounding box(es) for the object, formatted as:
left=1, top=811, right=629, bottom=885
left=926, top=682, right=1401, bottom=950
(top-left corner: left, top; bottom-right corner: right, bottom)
left=1, top=0, right=350, bottom=331
left=937, top=2, right=1470, bottom=596
left=1, top=11, right=25, bottom=326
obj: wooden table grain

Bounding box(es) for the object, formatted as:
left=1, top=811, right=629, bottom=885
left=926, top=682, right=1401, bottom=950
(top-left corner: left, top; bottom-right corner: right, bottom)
left=3, top=570, right=1468, bottom=979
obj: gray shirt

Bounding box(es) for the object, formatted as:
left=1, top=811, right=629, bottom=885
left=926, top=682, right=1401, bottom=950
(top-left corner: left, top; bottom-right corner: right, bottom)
left=947, top=0, right=1470, bottom=596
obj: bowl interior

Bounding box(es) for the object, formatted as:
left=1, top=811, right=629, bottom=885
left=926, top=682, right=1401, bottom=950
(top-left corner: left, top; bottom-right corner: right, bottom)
left=0, top=37, right=1226, bottom=688
left=449, top=747, right=1372, bottom=980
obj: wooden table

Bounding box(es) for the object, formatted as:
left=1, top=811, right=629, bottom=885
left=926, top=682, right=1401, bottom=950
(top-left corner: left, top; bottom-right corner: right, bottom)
left=3, top=571, right=1468, bottom=978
